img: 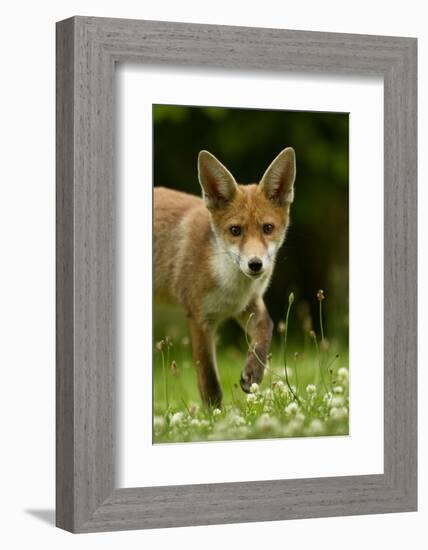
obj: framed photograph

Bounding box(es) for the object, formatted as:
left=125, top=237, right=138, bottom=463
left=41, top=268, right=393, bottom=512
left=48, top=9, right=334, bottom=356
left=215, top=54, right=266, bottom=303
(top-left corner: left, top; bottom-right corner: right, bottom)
left=56, top=16, right=417, bottom=532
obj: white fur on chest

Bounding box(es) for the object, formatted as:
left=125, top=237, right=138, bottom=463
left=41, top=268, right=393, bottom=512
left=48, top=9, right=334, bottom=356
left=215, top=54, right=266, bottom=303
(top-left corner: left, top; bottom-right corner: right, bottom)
left=202, top=248, right=270, bottom=324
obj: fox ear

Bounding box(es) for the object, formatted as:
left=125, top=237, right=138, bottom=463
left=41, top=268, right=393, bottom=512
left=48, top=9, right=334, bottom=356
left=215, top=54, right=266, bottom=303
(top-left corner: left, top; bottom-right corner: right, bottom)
left=198, top=150, right=238, bottom=210
left=259, top=148, right=296, bottom=206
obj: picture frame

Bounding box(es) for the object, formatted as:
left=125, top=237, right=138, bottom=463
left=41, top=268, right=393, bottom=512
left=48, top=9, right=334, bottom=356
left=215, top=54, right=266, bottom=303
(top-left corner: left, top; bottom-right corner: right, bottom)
left=56, top=16, right=417, bottom=533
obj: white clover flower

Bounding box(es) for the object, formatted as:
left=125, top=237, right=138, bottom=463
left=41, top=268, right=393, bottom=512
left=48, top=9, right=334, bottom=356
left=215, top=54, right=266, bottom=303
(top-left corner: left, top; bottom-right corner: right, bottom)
left=323, top=392, right=333, bottom=403
left=295, top=412, right=306, bottom=424
left=153, top=416, right=165, bottom=433
left=189, top=403, right=200, bottom=416
left=247, top=393, right=257, bottom=403
left=309, top=419, right=325, bottom=435
left=337, top=367, right=349, bottom=384
left=282, top=419, right=301, bottom=437
left=332, top=385, right=344, bottom=394
left=264, top=388, right=273, bottom=400
left=212, top=408, right=222, bottom=417
left=280, top=384, right=292, bottom=396
left=170, top=411, right=185, bottom=426
left=229, top=414, right=246, bottom=427
left=250, top=382, right=259, bottom=394
left=306, top=384, right=316, bottom=395
left=330, top=406, right=348, bottom=420
left=274, top=380, right=285, bottom=391
left=285, top=401, right=299, bottom=415
left=255, top=413, right=280, bottom=432
left=331, top=395, right=345, bottom=408
left=190, top=418, right=201, bottom=428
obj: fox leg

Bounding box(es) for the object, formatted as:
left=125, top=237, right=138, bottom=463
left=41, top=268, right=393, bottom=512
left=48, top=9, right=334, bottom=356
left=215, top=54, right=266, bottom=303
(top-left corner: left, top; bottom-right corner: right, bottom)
left=237, top=297, right=273, bottom=393
left=188, top=317, right=223, bottom=408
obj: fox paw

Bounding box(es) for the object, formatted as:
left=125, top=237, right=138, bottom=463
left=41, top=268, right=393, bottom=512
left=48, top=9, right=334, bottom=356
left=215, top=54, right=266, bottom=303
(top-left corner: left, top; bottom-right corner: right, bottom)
left=239, top=360, right=264, bottom=393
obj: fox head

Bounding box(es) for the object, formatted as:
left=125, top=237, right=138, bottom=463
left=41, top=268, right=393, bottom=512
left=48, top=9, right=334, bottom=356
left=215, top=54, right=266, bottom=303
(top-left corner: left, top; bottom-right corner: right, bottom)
left=198, top=148, right=296, bottom=279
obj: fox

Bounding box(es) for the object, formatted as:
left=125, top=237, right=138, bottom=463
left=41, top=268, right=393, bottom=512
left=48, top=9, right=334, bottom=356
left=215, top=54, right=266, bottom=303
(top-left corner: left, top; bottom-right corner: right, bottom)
left=154, top=147, right=296, bottom=407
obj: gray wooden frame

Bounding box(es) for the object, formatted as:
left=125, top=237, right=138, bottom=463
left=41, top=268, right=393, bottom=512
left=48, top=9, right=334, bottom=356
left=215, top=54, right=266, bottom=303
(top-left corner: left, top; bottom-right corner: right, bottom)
left=56, top=16, right=417, bottom=533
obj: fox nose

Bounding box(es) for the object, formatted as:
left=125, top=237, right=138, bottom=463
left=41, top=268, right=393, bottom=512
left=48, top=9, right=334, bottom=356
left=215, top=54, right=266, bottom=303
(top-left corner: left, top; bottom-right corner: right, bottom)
left=248, top=257, right=263, bottom=273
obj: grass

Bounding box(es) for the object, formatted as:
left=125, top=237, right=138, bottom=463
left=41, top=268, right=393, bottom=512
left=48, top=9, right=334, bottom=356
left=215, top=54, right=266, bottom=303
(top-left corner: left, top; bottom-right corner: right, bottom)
left=153, top=291, right=349, bottom=444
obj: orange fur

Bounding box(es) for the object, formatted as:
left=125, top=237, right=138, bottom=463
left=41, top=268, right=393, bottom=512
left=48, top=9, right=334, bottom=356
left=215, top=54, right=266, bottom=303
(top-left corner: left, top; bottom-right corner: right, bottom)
left=154, top=148, right=296, bottom=406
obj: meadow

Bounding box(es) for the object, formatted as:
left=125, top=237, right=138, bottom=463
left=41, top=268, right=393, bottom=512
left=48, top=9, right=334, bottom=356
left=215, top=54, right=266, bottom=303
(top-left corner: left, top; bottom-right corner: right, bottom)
left=153, top=292, right=349, bottom=444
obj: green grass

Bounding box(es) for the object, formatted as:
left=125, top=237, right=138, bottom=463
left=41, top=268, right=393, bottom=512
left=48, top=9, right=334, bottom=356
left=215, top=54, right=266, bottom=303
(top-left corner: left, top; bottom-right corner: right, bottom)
left=153, top=292, right=349, bottom=444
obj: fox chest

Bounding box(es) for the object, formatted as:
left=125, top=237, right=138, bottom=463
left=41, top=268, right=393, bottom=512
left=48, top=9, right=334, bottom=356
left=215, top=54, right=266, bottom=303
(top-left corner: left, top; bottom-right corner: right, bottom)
left=202, top=259, right=270, bottom=324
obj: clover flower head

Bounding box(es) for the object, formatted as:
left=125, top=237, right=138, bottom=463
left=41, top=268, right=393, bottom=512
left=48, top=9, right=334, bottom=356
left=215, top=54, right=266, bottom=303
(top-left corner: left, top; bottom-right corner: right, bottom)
left=256, top=413, right=280, bottom=432
left=247, top=393, right=257, bottom=403
left=170, top=411, right=185, bottom=427
left=285, top=401, right=299, bottom=415
left=153, top=416, right=165, bottom=433
left=212, top=408, right=222, bottom=417
left=306, top=384, right=316, bottom=395
left=250, top=382, right=259, bottom=394
left=330, top=406, right=348, bottom=420
left=331, top=395, right=345, bottom=408
left=337, top=367, right=349, bottom=383
left=309, top=419, right=325, bottom=435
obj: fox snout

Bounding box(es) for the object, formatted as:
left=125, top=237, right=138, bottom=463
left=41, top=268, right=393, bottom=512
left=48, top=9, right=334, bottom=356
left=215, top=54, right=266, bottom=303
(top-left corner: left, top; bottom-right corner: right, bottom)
left=248, top=257, right=263, bottom=273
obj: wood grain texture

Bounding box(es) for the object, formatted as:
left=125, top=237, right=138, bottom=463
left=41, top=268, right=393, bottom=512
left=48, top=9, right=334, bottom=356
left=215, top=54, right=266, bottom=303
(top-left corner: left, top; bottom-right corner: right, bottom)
left=56, top=16, right=417, bottom=533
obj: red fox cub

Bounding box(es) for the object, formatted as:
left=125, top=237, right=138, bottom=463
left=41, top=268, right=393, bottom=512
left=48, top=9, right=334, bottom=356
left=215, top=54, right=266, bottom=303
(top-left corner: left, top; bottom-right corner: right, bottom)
left=154, top=148, right=296, bottom=407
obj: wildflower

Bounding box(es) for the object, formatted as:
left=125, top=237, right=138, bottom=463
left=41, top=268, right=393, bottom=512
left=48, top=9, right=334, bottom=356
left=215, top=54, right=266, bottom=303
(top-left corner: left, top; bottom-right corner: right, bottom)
left=309, top=419, right=325, bottom=435
left=153, top=416, right=165, bottom=433
left=212, top=408, right=222, bottom=417
left=255, top=413, right=280, bottom=432
left=264, top=388, right=273, bottom=400
left=337, top=367, right=349, bottom=384
left=285, top=401, right=299, bottom=415
left=330, top=406, right=348, bottom=420
left=289, top=292, right=295, bottom=304
left=250, top=382, right=259, bottom=394
left=331, top=395, right=345, bottom=408
left=277, top=320, right=286, bottom=333
left=164, top=335, right=173, bottom=347
left=317, top=289, right=325, bottom=301
left=273, top=380, right=285, bottom=391
left=333, top=385, right=344, bottom=394
left=190, top=418, right=201, bottom=428
left=170, top=411, right=185, bottom=426
left=155, top=340, right=164, bottom=351
left=247, top=393, right=257, bottom=403
left=282, top=419, right=302, bottom=437
left=295, top=412, right=306, bottom=424
left=228, top=413, right=246, bottom=427
left=323, top=391, right=333, bottom=403
left=189, top=403, right=199, bottom=416
left=306, top=384, right=316, bottom=395
left=170, top=360, right=179, bottom=376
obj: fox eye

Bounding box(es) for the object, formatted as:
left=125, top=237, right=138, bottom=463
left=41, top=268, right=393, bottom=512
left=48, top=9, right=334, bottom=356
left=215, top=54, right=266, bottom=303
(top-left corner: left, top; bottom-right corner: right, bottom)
left=263, top=223, right=274, bottom=235
left=229, top=225, right=241, bottom=236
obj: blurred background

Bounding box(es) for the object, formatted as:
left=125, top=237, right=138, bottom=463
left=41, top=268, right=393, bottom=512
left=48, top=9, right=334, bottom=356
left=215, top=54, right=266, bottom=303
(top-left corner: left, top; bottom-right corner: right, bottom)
left=153, top=104, right=349, bottom=352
